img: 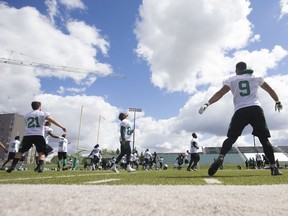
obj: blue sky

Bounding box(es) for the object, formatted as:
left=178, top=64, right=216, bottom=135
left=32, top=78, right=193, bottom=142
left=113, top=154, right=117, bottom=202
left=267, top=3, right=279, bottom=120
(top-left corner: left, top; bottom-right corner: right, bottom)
left=1, top=0, right=288, bottom=155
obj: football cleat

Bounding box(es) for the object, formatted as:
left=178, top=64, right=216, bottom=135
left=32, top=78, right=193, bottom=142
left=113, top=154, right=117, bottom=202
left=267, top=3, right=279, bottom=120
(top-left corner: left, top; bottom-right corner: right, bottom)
left=271, top=167, right=282, bottom=176
left=6, top=167, right=15, bottom=173
left=111, top=164, right=119, bottom=173
left=208, top=156, right=223, bottom=176
left=126, top=165, right=136, bottom=172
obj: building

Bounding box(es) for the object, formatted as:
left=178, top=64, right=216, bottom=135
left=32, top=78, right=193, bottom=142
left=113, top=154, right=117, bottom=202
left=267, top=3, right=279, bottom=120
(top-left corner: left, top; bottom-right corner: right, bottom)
left=0, top=113, right=25, bottom=160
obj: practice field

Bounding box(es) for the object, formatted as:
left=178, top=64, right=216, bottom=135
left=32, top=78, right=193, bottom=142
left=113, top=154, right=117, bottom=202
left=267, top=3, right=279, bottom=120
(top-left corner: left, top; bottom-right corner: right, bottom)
left=0, top=165, right=287, bottom=185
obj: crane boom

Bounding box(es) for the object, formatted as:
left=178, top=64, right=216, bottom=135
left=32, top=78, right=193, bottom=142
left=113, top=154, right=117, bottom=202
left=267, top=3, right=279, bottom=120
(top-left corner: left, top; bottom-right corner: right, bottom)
left=0, top=57, right=126, bottom=78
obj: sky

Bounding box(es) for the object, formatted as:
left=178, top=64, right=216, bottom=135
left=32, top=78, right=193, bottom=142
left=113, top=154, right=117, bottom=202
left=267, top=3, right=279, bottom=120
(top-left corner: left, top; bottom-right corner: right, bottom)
left=1, top=0, right=288, bottom=155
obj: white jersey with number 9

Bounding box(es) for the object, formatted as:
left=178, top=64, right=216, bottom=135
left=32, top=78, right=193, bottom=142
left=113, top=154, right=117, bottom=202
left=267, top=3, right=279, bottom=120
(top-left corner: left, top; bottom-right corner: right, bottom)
left=223, top=74, right=264, bottom=112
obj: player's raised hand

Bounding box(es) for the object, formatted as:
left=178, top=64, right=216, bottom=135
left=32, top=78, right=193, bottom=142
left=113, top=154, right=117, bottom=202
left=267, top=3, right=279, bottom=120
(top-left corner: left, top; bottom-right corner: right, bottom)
left=275, top=101, right=283, bottom=112
left=199, top=103, right=210, bottom=114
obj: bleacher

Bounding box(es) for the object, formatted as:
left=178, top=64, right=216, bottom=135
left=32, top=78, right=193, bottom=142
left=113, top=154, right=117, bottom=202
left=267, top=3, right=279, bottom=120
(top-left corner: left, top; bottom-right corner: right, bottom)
left=156, top=146, right=288, bottom=165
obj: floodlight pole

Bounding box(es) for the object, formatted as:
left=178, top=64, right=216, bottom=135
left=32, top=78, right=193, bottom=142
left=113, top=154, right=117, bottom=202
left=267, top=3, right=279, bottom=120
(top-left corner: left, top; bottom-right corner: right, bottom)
left=76, top=105, right=83, bottom=154
left=96, top=115, right=105, bottom=144
left=128, top=108, right=142, bottom=151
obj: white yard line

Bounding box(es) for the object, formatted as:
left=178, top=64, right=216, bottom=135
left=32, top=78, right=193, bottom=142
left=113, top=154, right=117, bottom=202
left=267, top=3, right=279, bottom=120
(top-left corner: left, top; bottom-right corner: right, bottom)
left=84, top=178, right=121, bottom=184
left=204, top=178, right=222, bottom=184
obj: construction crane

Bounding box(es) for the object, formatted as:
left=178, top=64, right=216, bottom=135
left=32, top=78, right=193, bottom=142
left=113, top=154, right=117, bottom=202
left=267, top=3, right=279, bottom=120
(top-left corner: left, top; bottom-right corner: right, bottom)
left=0, top=57, right=126, bottom=78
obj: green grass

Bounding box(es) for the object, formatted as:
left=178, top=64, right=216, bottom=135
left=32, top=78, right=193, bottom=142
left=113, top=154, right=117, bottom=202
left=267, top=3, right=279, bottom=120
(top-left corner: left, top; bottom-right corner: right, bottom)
left=0, top=164, right=287, bottom=185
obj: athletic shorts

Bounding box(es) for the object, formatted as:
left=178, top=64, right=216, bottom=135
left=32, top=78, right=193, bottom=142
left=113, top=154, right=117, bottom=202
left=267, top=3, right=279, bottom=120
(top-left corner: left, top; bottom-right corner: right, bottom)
left=58, top=152, right=67, bottom=160
left=93, top=156, right=100, bottom=164
left=7, top=152, right=16, bottom=160
left=227, top=106, right=270, bottom=138
left=19, top=135, right=46, bottom=154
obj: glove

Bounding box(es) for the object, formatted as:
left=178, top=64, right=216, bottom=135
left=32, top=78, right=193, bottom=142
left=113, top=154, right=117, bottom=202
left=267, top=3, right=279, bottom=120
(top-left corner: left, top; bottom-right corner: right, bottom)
left=275, top=101, right=283, bottom=112
left=199, top=102, right=210, bottom=114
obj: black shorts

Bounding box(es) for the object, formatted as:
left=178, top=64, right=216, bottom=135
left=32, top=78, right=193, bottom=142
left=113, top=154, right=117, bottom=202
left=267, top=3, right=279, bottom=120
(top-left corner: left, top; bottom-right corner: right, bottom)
left=227, top=106, right=270, bottom=138
left=7, top=152, right=16, bottom=160
left=19, top=135, right=46, bottom=154
left=58, top=152, right=67, bottom=160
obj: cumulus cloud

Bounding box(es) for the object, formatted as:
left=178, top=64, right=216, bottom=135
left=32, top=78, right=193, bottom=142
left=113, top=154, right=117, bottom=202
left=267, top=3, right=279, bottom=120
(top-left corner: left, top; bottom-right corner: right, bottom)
left=57, top=86, right=86, bottom=94
left=45, top=0, right=86, bottom=24
left=59, top=0, right=85, bottom=10
left=0, top=2, right=117, bottom=152
left=279, top=0, right=288, bottom=19
left=1, top=0, right=288, bottom=155
left=135, top=0, right=253, bottom=93
left=0, top=3, right=112, bottom=81
left=133, top=0, right=288, bottom=151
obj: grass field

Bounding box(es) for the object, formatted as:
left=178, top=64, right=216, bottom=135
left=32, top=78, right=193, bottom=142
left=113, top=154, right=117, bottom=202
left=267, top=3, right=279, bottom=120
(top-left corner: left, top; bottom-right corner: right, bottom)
left=1, top=164, right=287, bottom=185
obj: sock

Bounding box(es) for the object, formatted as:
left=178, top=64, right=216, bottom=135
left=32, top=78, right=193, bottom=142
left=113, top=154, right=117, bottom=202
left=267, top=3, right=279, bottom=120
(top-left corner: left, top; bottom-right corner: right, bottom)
left=11, top=158, right=20, bottom=168
left=38, top=160, right=44, bottom=166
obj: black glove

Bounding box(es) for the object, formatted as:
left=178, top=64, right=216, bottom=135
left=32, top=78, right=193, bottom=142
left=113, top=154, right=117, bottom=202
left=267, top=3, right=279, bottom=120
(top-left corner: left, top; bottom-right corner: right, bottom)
left=199, top=102, right=210, bottom=114
left=275, top=101, right=283, bottom=112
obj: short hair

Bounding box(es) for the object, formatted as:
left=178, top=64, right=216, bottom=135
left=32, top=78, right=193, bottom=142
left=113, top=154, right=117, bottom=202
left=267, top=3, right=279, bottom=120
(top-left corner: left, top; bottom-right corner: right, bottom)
left=15, top=136, right=20, bottom=140
left=118, top=113, right=127, bottom=121
left=31, top=101, right=41, bottom=110
left=236, top=62, right=247, bottom=71
left=192, top=133, right=197, bottom=138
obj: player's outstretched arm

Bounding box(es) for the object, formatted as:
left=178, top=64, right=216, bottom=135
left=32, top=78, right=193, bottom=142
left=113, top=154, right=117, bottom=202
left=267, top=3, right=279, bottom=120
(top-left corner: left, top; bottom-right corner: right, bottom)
left=46, top=116, right=67, bottom=133
left=199, top=85, right=230, bottom=114
left=260, top=82, right=283, bottom=112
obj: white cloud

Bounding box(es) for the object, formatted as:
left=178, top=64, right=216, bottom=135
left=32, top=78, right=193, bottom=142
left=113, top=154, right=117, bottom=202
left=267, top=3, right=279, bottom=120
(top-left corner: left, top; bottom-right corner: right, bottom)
left=57, top=86, right=86, bottom=94
left=59, top=0, right=85, bottom=10
left=1, top=1, right=288, bottom=155
left=280, top=0, right=288, bottom=19
left=45, top=0, right=86, bottom=24
left=135, top=0, right=253, bottom=93
left=45, top=0, right=58, bottom=24
left=0, top=3, right=112, bottom=83
left=67, top=21, right=110, bottom=55
left=0, top=2, right=117, bottom=152
left=132, top=0, right=288, bottom=151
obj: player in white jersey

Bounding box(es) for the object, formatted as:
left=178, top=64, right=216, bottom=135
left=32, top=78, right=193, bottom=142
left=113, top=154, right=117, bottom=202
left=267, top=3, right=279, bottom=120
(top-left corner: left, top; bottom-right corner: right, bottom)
left=1, top=136, right=20, bottom=169
left=88, top=144, right=102, bottom=170
left=199, top=62, right=283, bottom=176
left=130, top=151, right=139, bottom=169
left=44, top=121, right=60, bottom=156
left=57, top=134, right=69, bottom=171
left=34, top=121, right=60, bottom=170
left=187, top=133, right=200, bottom=171
left=143, top=148, right=152, bottom=170
left=255, top=151, right=263, bottom=169
left=111, top=113, right=136, bottom=173
left=6, top=101, right=66, bottom=173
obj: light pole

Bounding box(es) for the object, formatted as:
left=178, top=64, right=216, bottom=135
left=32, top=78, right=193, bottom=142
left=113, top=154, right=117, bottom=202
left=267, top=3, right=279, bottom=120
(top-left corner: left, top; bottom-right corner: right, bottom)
left=96, top=115, right=105, bottom=144
left=76, top=105, right=83, bottom=153
left=128, top=108, right=142, bottom=151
